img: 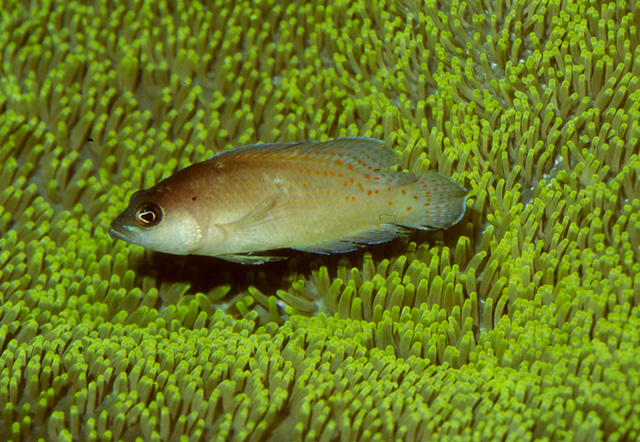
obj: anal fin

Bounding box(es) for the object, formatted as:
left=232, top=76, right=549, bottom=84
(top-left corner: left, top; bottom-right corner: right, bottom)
left=293, top=223, right=408, bottom=254
left=217, top=253, right=285, bottom=265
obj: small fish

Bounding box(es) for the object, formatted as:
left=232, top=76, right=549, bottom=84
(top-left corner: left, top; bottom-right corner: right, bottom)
left=109, top=138, right=468, bottom=264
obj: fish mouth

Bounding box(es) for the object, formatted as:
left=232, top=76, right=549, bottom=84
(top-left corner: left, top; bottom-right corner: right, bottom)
left=109, top=226, right=131, bottom=242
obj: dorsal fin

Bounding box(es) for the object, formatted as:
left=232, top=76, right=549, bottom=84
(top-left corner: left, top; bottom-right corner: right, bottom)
left=210, top=137, right=399, bottom=171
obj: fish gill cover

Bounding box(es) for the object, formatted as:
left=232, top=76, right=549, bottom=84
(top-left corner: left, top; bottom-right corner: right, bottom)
left=0, top=0, right=639, bottom=441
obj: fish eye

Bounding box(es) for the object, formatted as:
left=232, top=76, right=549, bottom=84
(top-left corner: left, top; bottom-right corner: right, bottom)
left=134, top=202, right=163, bottom=227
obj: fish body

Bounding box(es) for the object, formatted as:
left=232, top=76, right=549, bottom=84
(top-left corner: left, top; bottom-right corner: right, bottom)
left=109, top=138, right=468, bottom=263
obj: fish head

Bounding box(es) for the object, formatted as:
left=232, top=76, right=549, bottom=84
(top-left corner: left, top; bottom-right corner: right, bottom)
left=109, top=187, right=204, bottom=255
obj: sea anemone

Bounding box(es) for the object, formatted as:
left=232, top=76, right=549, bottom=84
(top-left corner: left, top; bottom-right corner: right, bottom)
left=1, top=0, right=639, bottom=441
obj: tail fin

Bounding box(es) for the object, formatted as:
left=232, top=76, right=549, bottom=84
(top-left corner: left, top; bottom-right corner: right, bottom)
left=397, top=172, right=468, bottom=230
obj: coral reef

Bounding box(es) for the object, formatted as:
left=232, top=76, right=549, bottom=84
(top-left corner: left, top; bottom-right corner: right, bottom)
left=1, top=0, right=639, bottom=441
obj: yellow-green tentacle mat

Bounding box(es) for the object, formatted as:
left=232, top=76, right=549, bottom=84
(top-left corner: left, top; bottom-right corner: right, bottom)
left=1, top=1, right=639, bottom=441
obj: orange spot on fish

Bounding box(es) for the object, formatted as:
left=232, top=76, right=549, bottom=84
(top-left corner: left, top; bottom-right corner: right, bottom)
left=389, top=201, right=393, bottom=206
left=343, top=181, right=348, bottom=187
left=347, top=164, right=354, bottom=170
left=374, top=177, right=380, bottom=180
left=299, top=167, right=304, bottom=172
left=434, top=187, right=439, bottom=191
left=338, top=153, right=344, bottom=156
left=345, top=196, right=349, bottom=201
left=424, top=203, right=430, bottom=206
left=407, top=206, right=412, bottom=211
left=305, top=155, right=311, bottom=160
left=365, top=173, right=371, bottom=179
left=358, top=183, right=364, bottom=191
left=330, top=171, right=335, bottom=177
left=337, top=159, right=343, bottom=165
left=387, top=186, right=391, bottom=191
left=338, top=173, right=343, bottom=178
left=330, top=151, right=336, bottom=155
left=352, top=196, right=356, bottom=201
left=316, top=170, right=321, bottom=175
left=367, top=190, right=372, bottom=195
left=402, top=190, right=406, bottom=194
left=350, top=178, right=354, bottom=183
left=306, top=169, right=311, bottom=175
left=375, top=190, right=379, bottom=194
left=323, top=170, right=328, bottom=176
left=413, top=195, right=419, bottom=199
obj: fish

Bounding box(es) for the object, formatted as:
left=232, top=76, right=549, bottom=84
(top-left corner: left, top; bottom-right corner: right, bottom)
left=109, top=138, right=468, bottom=264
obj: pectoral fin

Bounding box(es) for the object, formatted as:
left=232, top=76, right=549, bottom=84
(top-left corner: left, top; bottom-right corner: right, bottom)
left=220, top=197, right=284, bottom=248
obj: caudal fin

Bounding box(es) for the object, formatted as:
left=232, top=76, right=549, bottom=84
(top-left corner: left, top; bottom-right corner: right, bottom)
left=397, top=172, right=468, bottom=230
